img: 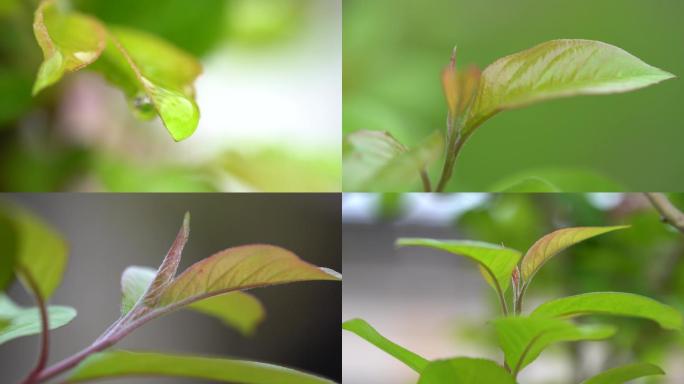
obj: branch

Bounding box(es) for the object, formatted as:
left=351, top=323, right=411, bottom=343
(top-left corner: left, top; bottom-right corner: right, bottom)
left=645, top=193, right=684, bottom=233
left=18, top=268, right=50, bottom=384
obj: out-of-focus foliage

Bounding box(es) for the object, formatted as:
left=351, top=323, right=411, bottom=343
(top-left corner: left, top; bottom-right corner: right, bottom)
left=457, top=193, right=684, bottom=377
left=343, top=0, right=684, bottom=191
left=0, top=0, right=337, bottom=192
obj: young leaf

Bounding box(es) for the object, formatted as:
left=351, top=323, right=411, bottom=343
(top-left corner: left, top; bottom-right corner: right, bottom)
left=342, top=318, right=428, bottom=373
left=32, top=0, right=106, bottom=95
left=90, top=26, right=201, bottom=141
left=396, top=238, right=521, bottom=295
left=157, top=244, right=340, bottom=309
left=520, top=226, right=628, bottom=285
left=466, top=39, right=675, bottom=132
left=442, top=48, right=481, bottom=119
left=11, top=205, right=68, bottom=300
left=139, top=212, right=190, bottom=308
left=492, top=316, right=615, bottom=375
left=67, top=350, right=335, bottom=384
left=532, top=292, right=683, bottom=331
left=121, top=266, right=265, bottom=336
left=417, top=358, right=516, bottom=384
left=0, top=294, right=76, bottom=345
left=343, top=130, right=443, bottom=191
left=581, top=362, right=664, bottom=384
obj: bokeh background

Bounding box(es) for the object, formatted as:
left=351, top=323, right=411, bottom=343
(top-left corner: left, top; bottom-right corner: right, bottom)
left=342, top=193, right=684, bottom=384
left=343, top=0, right=684, bottom=191
left=0, top=0, right=340, bottom=191
left=0, top=193, right=341, bottom=383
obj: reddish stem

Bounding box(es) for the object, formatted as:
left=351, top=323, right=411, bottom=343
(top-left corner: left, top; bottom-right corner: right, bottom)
left=18, top=268, right=50, bottom=384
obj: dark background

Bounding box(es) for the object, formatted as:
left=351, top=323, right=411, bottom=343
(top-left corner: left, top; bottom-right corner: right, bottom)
left=0, top=193, right=341, bottom=383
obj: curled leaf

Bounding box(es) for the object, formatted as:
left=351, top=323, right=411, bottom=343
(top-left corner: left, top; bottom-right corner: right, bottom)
left=32, top=0, right=106, bottom=95
left=582, top=363, right=664, bottom=384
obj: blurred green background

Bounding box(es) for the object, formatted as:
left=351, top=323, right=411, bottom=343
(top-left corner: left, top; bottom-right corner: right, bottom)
left=343, top=0, right=684, bottom=191
left=0, top=0, right=340, bottom=192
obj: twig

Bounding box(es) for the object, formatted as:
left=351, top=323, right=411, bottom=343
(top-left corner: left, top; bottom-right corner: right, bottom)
left=644, top=193, right=684, bottom=233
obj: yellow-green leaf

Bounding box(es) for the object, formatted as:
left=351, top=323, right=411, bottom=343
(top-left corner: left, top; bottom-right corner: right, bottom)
left=520, top=226, right=628, bottom=284
left=91, top=26, right=201, bottom=141
left=466, top=39, right=675, bottom=132
left=396, top=238, right=521, bottom=295
left=121, top=266, right=265, bottom=336
left=68, top=350, right=335, bottom=384
left=492, top=316, right=615, bottom=375
left=342, top=318, right=428, bottom=373
left=32, top=0, right=106, bottom=95
left=582, top=363, right=664, bottom=384
left=10, top=205, right=68, bottom=300
left=532, top=292, right=683, bottom=331
left=418, top=358, right=516, bottom=384
left=157, top=245, right=340, bottom=309
left=0, top=294, right=76, bottom=345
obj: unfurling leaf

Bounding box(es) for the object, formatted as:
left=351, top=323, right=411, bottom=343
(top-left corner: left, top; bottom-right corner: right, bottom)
left=0, top=294, right=76, bottom=345
left=157, top=244, right=340, bottom=309
left=91, top=27, right=201, bottom=141
left=532, top=292, right=683, bottom=331
left=492, top=316, right=615, bottom=375
left=396, top=238, right=521, bottom=295
left=68, top=350, right=335, bottom=384
left=32, top=0, right=106, bottom=95
left=418, top=358, right=516, bottom=384
left=520, top=226, right=628, bottom=285
left=465, top=39, right=675, bottom=132
left=343, top=130, right=443, bottom=191
left=121, top=266, right=265, bottom=336
left=441, top=47, right=481, bottom=119
left=582, top=363, right=664, bottom=384
left=342, top=318, right=428, bottom=373
left=139, top=212, right=190, bottom=308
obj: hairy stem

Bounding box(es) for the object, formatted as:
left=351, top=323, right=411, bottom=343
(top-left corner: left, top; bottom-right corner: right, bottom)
left=18, top=268, right=50, bottom=384
left=645, top=193, right=684, bottom=233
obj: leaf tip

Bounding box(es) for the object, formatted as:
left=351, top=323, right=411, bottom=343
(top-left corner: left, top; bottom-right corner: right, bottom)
left=320, top=267, right=342, bottom=280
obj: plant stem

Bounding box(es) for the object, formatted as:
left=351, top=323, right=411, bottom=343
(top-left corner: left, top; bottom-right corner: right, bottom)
left=435, top=134, right=466, bottom=192
left=18, top=268, right=50, bottom=384
left=420, top=168, right=432, bottom=192
left=645, top=193, right=684, bottom=233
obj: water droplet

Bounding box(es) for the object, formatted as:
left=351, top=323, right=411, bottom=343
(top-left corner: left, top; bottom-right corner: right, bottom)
left=129, top=92, right=156, bottom=120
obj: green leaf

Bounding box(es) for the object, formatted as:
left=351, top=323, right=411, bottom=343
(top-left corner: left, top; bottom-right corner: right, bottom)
left=121, top=266, right=265, bottom=336
left=417, top=358, right=516, bottom=384
left=492, top=316, right=615, bottom=375
left=32, top=0, right=106, bottom=95
left=520, top=226, right=628, bottom=285
left=157, top=244, right=341, bottom=309
left=582, top=363, right=664, bottom=384
left=531, top=292, right=683, bottom=331
left=342, top=318, right=428, bottom=373
left=67, top=350, right=335, bottom=384
left=396, top=238, right=521, bottom=295
left=90, top=26, right=201, bottom=141
left=343, top=130, right=443, bottom=192
left=490, top=168, right=625, bottom=193
left=0, top=294, right=76, bottom=345
left=11, top=204, right=68, bottom=300
left=466, top=39, right=675, bottom=132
